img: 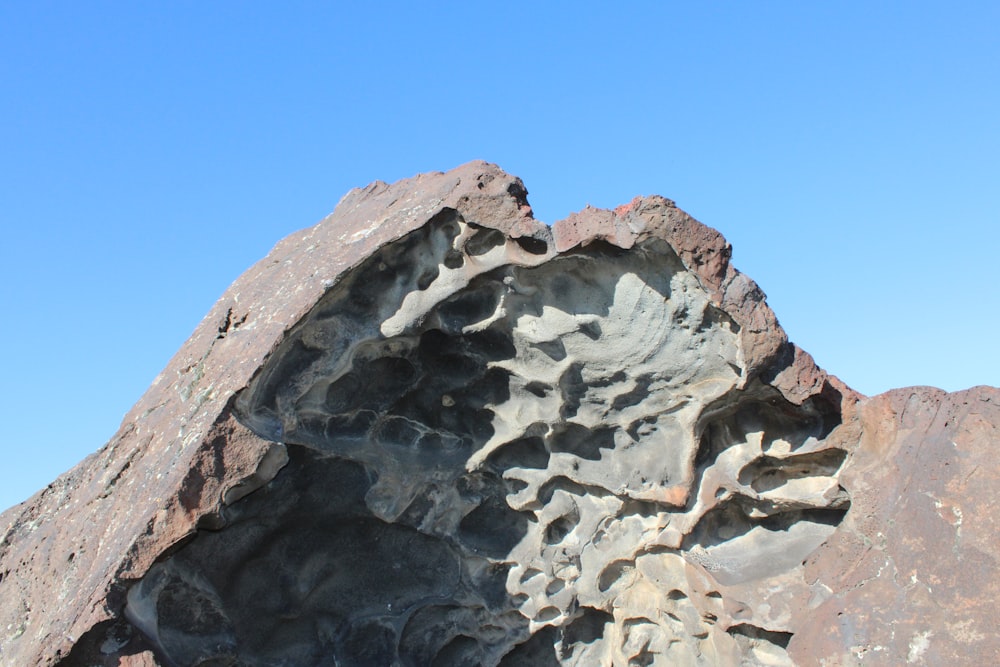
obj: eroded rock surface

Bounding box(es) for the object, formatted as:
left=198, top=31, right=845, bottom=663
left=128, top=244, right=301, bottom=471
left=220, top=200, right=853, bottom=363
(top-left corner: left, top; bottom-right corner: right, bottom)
left=1, top=162, right=997, bottom=666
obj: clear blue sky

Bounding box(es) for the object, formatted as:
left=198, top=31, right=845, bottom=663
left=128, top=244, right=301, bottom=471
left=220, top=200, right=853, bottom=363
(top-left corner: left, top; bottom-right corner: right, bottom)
left=2, top=3, right=997, bottom=512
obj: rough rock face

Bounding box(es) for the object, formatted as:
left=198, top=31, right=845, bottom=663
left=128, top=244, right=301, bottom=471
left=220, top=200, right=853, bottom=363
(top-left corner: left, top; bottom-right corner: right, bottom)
left=1, top=162, right=997, bottom=666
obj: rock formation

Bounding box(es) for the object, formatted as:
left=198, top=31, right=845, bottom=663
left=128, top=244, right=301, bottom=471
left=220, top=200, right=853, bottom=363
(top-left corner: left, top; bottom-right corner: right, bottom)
left=1, top=161, right=997, bottom=666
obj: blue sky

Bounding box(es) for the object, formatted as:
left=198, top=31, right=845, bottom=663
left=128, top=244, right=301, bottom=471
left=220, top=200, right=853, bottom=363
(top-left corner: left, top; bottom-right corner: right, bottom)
left=2, top=3, right=997, bottom=511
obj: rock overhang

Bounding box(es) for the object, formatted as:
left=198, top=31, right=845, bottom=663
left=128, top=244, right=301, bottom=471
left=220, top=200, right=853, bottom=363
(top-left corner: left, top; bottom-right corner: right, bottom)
left=1, top=160, right=996, bottom=666
left=120, top=163, right=855, bottom=665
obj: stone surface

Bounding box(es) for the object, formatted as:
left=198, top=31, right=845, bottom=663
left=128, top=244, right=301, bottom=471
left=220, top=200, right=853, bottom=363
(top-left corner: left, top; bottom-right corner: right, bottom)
left=0, top=161, right=996, bottom=666
left=794, top=386, right=1000, bottom=664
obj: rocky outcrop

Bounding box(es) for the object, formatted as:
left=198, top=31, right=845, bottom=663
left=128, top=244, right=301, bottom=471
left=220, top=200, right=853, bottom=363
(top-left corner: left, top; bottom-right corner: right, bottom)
left=0, top=162, right=996, bottom=666
left=794, top=385, right=999, bottom=664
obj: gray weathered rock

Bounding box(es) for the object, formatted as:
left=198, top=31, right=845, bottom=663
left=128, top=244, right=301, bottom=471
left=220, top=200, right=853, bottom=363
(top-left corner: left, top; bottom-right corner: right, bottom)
left=0, top=162, right=996, bottom=666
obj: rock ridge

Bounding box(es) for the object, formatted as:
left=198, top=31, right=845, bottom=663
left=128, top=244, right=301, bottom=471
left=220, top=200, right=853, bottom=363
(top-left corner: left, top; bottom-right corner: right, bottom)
left=0, top=161, right=995, bottom=666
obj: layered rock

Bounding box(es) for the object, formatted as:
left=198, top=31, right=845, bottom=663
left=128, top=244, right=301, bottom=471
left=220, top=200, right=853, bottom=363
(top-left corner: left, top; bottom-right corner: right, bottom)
left=0, top=162, right=996, bottom=666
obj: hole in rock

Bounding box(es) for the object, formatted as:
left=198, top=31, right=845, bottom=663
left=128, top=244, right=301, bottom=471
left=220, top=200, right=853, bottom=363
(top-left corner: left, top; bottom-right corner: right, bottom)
left=466, top=227, right=507, bottom=256
left=486, top=435, right=551, bottom=472
left=557, top=364, right=586, bottom=420
left=696, top=384, right=840, bottom=465
left=533, top=338, right=568, bottom=361
left=598, top=560, right=634, bottom=592
left=560, top=608, right=613, bottom=657
left=740, top=449, right=848, bottom=493
left=727, top=623, right=792, bottom=649
left=514, top=235, right=549, bottom=255
left=577, top=320, right=603, bottom=340
left=611, top=374, right=654, bottom=411
left=544, top=507, right=580, bottom=545
left=436, top=285, right=503, bottom=333
left=535, top=476, right=599, bottom=507
left=525, top=381, right=550, bottom=398
left=548, top=423, right=615, bottom=462
left=535, top=607, right=561, bottom=623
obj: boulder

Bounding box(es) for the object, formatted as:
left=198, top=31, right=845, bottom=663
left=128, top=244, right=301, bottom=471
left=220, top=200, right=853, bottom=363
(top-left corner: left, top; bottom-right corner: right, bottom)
left=1, top=161, right=996, bottom=665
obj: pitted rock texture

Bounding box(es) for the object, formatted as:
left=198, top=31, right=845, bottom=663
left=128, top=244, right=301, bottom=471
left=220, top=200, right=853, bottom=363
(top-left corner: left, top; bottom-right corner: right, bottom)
left=128, top=216, right=849, bottom=666
left=1, top=161, right=997, bottom=666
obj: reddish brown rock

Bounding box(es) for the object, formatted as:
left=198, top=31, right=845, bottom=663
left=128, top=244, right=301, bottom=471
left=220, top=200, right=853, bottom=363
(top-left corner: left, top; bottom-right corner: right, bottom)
left=0, top=161, right=995, bottom=666
left=794, top=385, right=1000, bottom=664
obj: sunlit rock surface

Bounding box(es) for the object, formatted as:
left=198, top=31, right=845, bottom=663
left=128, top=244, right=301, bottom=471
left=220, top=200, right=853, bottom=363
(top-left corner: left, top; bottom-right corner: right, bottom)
left=1, top=162, right=997, bottom=666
